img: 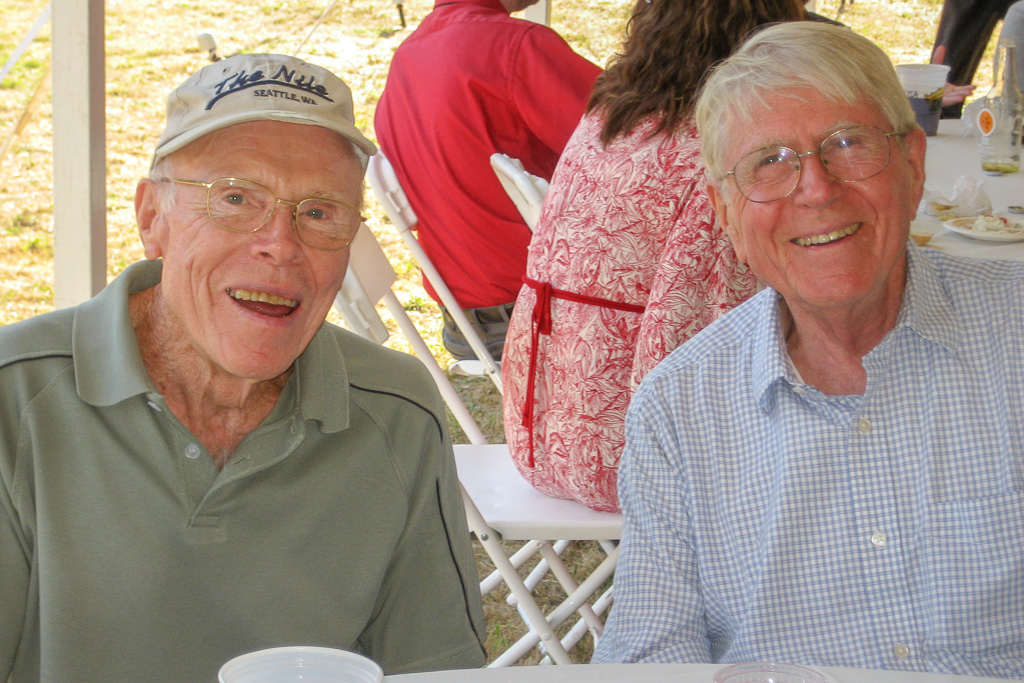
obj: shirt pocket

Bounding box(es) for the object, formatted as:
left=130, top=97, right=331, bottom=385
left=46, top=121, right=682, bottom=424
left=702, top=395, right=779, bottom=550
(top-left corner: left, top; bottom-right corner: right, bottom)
left=921, top=490, right=1024, bottom=658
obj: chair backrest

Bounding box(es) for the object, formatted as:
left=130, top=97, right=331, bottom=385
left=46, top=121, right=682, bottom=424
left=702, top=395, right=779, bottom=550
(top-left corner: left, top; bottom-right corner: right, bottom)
left=334, top=224, right=488, bottom=444
left=365, top=148, right=418, bottom=232
left=334, top=226, right=395, bottom=345
left=489, top=153, right=550, bottom=231
left=366, top=152, right=503, bottom=393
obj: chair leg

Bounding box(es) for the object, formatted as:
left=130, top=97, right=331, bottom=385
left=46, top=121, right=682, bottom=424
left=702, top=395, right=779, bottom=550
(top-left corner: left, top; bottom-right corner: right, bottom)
left=536, top=546, right=618, bottom=638
left=537, top=542, right=604, bottom=633
left=480, top=540, right=544, bottom=597
left=505, top=539, right=570, bottom=606
left=391, top=224, right=504, bottom=393
left=558, top=583, right=614, bottom=654
left=462, top=488, right=574, bottom=666
left=488, top=545, right=619, bottom=666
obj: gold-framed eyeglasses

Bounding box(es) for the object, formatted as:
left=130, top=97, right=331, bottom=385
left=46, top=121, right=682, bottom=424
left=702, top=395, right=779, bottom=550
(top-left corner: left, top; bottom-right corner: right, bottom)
left=163, top=177, right=363, bottom=250
left=723, top=126, right=906, bottom=203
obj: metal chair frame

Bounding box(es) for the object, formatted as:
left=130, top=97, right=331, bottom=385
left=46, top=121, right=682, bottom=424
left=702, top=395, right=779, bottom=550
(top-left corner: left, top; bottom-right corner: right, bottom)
left=365, top=152, right=503, bottom=392
left=488, top=152, right=549, bottom=232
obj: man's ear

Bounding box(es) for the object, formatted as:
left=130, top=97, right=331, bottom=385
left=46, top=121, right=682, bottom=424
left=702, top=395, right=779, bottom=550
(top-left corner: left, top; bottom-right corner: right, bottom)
left=708, top=181, right=746, bottom=264
left=903, top=127, right=928, bottom=211
left=135, top=179, right=166, bottom=260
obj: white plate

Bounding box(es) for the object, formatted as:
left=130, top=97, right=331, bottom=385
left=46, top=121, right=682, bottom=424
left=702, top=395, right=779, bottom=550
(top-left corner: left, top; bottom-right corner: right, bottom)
left=943, top=215, right=1024, bottom=242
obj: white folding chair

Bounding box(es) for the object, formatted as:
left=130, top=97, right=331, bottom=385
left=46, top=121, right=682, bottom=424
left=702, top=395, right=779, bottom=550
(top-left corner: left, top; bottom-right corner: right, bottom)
left=333, top=223, right=622, bottom=665
left=489, top=152, right=550, bottom=232
left=333, top=224, right=486, bottom=443
left=456, top=443, right=621, bottom=666
left=365, top=152, right=503, bottom=392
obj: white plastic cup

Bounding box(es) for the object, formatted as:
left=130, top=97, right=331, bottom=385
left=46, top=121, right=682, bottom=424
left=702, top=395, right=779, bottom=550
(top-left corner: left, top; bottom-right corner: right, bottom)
left=896, top=64, right=951, bottom=136
left=218, top=646, right=383, bottom=683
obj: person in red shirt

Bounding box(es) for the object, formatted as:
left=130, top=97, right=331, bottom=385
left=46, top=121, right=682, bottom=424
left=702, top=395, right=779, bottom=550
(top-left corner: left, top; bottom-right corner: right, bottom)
left=374, top=0, right=601, bottom=360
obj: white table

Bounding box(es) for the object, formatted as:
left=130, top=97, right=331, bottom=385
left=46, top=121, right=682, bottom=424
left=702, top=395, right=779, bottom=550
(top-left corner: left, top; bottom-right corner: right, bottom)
left=383, top=663, right=1009, bottom=682
left=914, top=118, right=1024, bottom=261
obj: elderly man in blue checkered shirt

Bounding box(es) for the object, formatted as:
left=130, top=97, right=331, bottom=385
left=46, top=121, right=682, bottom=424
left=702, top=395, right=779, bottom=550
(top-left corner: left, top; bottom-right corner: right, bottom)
left=593, top=21, right=1024, bottom=679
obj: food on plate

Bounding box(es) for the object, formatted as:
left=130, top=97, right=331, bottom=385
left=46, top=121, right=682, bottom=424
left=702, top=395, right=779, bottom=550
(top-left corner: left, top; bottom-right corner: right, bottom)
left=968, top=215, right=1018, bottom=232
left=947, top=214, right=1023, bottom=234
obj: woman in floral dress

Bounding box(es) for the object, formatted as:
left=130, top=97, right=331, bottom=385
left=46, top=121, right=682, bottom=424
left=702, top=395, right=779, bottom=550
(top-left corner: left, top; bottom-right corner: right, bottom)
left=501, top=0, right=807, bottom=512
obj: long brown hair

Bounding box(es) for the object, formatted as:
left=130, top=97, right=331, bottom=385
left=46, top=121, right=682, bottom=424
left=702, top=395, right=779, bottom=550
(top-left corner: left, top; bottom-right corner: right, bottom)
left=589, top=0, right=806, bottom=145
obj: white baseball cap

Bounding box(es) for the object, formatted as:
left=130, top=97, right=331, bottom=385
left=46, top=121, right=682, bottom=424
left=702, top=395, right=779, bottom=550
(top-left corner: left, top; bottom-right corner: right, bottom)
left=152, top=53, right=376, bottom=169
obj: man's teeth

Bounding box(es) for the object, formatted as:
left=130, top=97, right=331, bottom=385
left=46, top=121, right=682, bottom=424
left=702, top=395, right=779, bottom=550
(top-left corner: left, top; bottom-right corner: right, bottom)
left=227, top=288, right=298, bottom=308
left=793, top=223, right=861, bottom=246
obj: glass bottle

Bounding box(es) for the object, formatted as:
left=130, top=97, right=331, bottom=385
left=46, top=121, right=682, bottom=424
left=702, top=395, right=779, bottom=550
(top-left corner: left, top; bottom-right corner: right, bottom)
left=977, top=36, right=1023, bottom=174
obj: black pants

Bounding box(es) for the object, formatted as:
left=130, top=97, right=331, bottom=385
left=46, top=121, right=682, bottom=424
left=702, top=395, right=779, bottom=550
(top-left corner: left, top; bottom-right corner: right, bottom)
left=934, top=0, right=1017, bottom=116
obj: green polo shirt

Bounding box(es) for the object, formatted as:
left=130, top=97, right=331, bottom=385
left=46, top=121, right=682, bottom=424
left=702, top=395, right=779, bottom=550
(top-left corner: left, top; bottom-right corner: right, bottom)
left=0, top=260, right=486, bottom=682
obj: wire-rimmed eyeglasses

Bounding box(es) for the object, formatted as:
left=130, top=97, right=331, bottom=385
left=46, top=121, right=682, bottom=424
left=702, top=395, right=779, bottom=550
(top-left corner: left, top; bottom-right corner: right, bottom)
left=722, top=126, right=906, bottom=203
left=162, top=177, right=363, bottom=250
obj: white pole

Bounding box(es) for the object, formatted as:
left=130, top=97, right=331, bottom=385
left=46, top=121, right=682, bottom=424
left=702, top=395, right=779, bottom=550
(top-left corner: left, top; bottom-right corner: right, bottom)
left=52, top=0, right=107, bottom=307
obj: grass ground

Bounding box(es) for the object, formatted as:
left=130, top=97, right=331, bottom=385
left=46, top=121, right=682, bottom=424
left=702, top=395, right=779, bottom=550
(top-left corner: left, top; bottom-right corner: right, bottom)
left=0, top=0, right=1007, bottom=664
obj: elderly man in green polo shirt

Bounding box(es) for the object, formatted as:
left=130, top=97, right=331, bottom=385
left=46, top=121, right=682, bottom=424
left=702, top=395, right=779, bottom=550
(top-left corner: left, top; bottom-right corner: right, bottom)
left=0, top=54, right=486, bottom=682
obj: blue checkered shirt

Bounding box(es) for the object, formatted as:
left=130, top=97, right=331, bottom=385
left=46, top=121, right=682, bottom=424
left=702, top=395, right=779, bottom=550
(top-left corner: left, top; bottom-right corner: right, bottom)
left=593, top=244, right=1024, bottom=678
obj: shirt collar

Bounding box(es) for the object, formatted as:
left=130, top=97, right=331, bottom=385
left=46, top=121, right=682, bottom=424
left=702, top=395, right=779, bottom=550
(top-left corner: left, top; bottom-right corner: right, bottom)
left=891, top=241, right=960, bottom=353
left=751, top=289, right=793, bottom=410
left=434, top=0, right=506, bottom=12
left=73, top=260, right=159, bottom=406
left=72, top=259, right=350, bottom=432
left=751, top=241, right=961, bottom=410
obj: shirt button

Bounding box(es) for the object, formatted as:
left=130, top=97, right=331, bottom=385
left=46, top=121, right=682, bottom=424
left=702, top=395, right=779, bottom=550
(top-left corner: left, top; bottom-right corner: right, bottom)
left=184, top=443, right=202, bottom=460
left=893, top=643, right=910, bottom=659
left=871, top=531, right=889, bottom=547
left=857, top=418, right=872, bottom=434
left=792, top=386, right=806, bottom=395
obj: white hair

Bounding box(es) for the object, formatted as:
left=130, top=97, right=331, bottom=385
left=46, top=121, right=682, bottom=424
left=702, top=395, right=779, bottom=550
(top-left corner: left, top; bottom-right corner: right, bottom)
left=696, top=22, right=917, bottom=179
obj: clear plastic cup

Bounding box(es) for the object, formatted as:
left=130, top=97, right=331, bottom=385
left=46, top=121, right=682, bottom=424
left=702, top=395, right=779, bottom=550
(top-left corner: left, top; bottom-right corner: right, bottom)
left=714, top=662, right=831, bottom=683
left=217, top=646, right=383, bottom=683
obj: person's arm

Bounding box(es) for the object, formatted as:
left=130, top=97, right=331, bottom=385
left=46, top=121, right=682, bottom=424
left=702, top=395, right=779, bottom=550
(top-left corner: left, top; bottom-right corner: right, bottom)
left=510, top=26, right=602, bottom=157
left=931, top=45, right=978, bottom=106
left=355, top=391, right=486, bottom=673
left=0, top=457, right=31, bottom=680
left=592, top=381, right=714, bottom=663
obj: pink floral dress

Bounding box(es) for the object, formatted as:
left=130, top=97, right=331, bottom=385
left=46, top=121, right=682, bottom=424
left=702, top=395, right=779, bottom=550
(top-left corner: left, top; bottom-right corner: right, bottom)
left=501, top=112, right=757, bottom=512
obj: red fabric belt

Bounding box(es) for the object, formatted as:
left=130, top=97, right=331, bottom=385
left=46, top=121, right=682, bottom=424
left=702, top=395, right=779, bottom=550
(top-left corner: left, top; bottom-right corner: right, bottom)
left=520, top=275, right=646, bottom=467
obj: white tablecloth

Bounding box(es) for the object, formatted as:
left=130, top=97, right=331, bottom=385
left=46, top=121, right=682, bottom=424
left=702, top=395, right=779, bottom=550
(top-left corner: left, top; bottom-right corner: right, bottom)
left=914, top=119, right=1024, bottom=261
left=383, top=663, right=1008, bottom=682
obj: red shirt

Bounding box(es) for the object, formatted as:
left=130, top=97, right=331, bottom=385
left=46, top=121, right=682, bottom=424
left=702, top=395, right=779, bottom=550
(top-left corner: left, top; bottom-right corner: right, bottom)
left=374, top=0, right=601, bottom=309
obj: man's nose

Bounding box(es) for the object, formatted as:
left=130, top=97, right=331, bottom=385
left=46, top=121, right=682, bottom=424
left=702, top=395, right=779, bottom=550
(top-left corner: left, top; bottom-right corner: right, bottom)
left=264, top=199, right=302, bottom=234
left=792, top=152, right=842, bottom=204
left=252, top=199, right=303, bottom=259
